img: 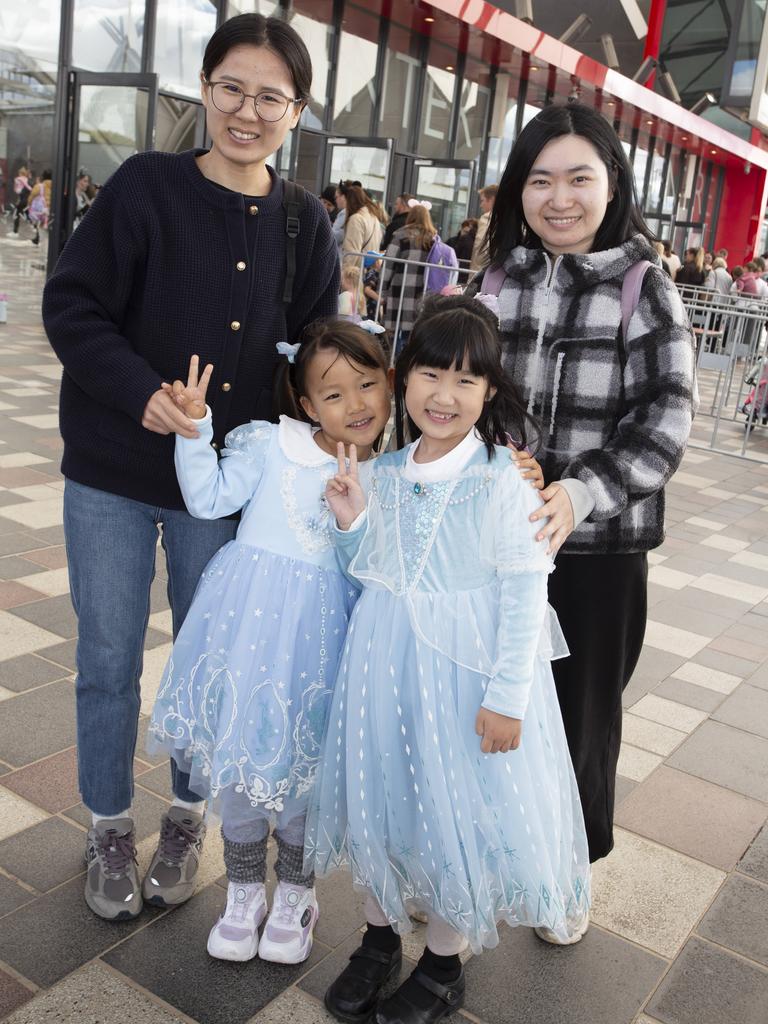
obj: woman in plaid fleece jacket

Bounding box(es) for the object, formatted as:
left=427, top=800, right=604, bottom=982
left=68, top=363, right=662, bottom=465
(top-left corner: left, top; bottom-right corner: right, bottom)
left=482, top=104, right=696, bottom=893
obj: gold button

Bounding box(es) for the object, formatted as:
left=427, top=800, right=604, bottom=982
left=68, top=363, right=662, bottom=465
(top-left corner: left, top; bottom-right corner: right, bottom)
left=230, top=320, right=240, bottom=331
left=211, top=440, right=220, bottom=450
left=236, top=261, right=246, bottom=271
left=222, top=382, right=231, bottom=392
left=248, top=204, right=259, bottom=215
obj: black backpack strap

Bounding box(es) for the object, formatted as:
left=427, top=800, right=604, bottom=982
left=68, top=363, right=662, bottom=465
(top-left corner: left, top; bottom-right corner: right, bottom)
left=282, top=179, right=305, bottom=306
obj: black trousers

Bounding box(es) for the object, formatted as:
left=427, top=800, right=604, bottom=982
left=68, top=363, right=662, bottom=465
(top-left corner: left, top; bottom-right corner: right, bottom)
left=548, top=551, right=648, bottom=862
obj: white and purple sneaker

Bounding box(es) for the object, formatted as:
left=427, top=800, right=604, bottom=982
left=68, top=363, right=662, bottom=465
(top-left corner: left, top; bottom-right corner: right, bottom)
left=207, top=882, right=267, bottom=961
left=258, top=882, right=319, bottom=964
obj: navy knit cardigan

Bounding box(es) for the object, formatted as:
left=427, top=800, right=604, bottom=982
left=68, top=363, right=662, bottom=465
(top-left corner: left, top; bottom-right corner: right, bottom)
left=43, top=149, right=340, bottom=509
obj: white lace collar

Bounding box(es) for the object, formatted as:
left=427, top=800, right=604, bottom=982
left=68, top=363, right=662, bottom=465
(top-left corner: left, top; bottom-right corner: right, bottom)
left=277, top=415, right=336, bottom=467
left=404, top=428, right=485, bottom=483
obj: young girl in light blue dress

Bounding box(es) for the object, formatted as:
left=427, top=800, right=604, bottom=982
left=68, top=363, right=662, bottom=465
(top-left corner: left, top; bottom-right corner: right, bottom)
left=148, top=319, right=393, bottom=966
left=309, top=295, right=590, bottom=1024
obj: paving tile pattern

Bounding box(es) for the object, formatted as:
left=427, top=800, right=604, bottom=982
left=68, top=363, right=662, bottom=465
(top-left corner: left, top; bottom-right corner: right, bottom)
left=0, top=227, right=766, bottom=1022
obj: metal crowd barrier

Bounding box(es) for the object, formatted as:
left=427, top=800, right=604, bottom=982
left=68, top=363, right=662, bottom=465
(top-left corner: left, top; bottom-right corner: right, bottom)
left=343, top=249, right=474, bottom=366
left=341, top=252, right=768, bottom=462
left=676, top=285, right=768, bottom=461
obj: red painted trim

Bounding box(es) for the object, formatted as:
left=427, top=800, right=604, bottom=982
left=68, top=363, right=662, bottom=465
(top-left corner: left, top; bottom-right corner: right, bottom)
left=427, top=0, right=768, bottom=169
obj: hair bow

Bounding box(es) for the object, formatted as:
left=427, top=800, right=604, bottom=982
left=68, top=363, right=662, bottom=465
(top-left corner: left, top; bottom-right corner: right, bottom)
left=276, top=341, right=301, bottom=363
left=407, top=198, right=433, bottom=211
left=358, top=319, right=386, bottom=335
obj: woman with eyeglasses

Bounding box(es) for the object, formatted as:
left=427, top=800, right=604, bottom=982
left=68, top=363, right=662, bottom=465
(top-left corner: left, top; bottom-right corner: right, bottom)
left=43, top=13, right=339, bottom=925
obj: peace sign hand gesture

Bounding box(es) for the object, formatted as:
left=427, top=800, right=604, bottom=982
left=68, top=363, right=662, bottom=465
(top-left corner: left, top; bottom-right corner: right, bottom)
left=161, top=355, right=214, bottom=421
left=325, top=443, right=366, bottom=530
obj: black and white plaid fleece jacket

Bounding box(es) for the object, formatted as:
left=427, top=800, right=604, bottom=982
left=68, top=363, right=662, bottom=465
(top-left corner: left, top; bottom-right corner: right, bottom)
left=494, top=235, right=697, bottom=555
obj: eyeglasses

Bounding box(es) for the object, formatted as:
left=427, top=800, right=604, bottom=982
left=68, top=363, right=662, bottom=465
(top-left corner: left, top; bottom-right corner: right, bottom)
left=205, top=81, right=301, bottom=122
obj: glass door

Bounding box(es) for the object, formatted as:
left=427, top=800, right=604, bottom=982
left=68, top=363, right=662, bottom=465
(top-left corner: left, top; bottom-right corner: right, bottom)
left=409, top=160, right=475, bottom=241
left=49, top=71, right=158, bottom=267
left=325, top=136, right=394, bottom=204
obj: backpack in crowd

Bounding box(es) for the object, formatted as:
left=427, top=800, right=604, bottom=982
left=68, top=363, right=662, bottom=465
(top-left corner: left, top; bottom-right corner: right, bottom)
left=424, top=234, right=459, bottom=293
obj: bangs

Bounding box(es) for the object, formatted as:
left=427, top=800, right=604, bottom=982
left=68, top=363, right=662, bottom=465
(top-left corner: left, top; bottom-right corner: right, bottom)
left=404, top=310, right=498, bottom=379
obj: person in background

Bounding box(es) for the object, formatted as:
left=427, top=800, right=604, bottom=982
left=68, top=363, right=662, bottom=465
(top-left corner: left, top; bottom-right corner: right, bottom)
left=380, top=202, right=437, bottom=355
left=704, top=251, right=713, bottom=271
left=675, top=247, right=714, bottom=288
left=73, top=172, right=93, bottom=227
left=652, top=240, right=672, bottom=276
left=363, top=253, right=382, bottom=320
left=448, top=217, right=479, bottom=264
left=341, top=184, right=383, bottom=267
left=338, top=264, right=366, bottom=317
left=320, top=185, right=337, bottom=221
left=26, top=170, right=52, bottom=246
left=469, top=184, right=498, bottom=271
left=710, top=257, right=732, bottom=296
left=11, top=165, right=31, bottom=236
left=381, top=193, right=412, bottom=250
left=662, top=240, right=680, bottom=279
left=716, top=247, right=729, bottom=266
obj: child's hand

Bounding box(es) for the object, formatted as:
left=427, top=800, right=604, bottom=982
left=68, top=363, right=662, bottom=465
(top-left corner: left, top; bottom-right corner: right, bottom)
left=161, top=355, right=213, bottom=420
left=530, top=483, right=574, bottom=554
left=508, top=446, right=544, bottom=489
left=325, top=442, right=366, bottom=530
left=475, top=707, right=522, bottom=754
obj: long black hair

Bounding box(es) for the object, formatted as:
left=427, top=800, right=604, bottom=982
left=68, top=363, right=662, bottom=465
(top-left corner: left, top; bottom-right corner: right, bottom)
left=487, top=103, right=653, bottom=268
left=273, top=318, right=389, bottom=429
left=394, top=294, right=538, bottom=457
left=202, top=14, right=312, bottom=105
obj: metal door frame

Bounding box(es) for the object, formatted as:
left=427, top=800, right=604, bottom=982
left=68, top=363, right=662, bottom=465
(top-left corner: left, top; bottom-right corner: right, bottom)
left=49, top=71, right=158, bottom=267
left=323, top=135, right=395, bottom=200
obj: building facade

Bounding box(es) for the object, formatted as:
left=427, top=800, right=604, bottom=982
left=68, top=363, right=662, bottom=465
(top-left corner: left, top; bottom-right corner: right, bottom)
left=1, top=0, right=768, bottom=271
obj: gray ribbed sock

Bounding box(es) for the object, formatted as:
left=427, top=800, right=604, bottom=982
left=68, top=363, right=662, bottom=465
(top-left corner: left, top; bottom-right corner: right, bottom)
left=275, top=833, right=314, bottom=886
left=222, top=830, right=268, bottom=884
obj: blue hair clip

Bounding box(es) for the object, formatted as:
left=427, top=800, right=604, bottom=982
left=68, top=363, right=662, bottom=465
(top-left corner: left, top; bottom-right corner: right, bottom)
left=358, top=319, right=386, bottom=336
left=276, top=341, right=301, bottom=363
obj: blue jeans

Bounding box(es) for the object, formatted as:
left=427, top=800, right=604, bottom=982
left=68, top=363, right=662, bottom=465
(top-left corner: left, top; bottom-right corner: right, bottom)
left=63, top=480, right=238, bottom=815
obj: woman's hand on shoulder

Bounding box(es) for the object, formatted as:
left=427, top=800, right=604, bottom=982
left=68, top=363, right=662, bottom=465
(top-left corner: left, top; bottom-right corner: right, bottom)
left=529, top=482, right=574, bottom=554
left=507, top=444, right=544, bottom=489
left=325, top=442, right=366, bottom=530
left=475, top=707, right=522, bottom=754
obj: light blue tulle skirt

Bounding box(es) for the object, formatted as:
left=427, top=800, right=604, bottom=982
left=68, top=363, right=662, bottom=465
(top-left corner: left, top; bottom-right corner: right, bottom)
left=305, top=588, right=590, bottom=951
left=148, top=541, right=358, bottom=828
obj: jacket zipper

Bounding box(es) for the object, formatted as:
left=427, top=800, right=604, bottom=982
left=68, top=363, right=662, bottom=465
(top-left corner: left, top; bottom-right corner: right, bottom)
left=526, top=253, right=563, bottom=415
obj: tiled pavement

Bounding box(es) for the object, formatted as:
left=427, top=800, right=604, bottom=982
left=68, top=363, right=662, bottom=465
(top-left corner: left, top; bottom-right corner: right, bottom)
left=0, top=226, right=766, bottom=1024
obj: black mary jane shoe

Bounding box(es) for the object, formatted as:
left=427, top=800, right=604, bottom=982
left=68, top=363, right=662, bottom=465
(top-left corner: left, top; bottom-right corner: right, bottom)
left=374, top=967, right=465, bottom=1024
left=324, top=945, right=403, bottom=1024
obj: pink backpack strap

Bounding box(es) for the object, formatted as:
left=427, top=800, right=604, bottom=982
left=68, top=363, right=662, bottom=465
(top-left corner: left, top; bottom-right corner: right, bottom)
left=621, top=260, right=652, bottom=338
left=481, top=265, right=507, bottom=295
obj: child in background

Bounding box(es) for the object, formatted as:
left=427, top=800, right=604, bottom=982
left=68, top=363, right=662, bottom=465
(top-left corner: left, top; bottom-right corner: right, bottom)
left=364, top=255, right=382, bottom=320
left=148, top=320, right=392, bottom=965
left=339, top=265, right=366, bottom=317
left=309, top=295, right=589, bottom=1024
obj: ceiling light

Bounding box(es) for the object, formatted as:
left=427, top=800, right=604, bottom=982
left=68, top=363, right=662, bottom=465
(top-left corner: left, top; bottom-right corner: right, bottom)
left=600, top=33, right=619, bottom=70
left=657, top=69, right=681, bottom=104
left=446, top=65, right=454, bottom=71
left=690, top=92, right=717, bottom=115
left=560, top=13, right=592, bottom=45
left=424, top=16, right=435, bottom=22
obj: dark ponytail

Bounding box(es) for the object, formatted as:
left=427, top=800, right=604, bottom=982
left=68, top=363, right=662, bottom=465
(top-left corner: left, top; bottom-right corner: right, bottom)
left=272, top=318, right=390, bottom=428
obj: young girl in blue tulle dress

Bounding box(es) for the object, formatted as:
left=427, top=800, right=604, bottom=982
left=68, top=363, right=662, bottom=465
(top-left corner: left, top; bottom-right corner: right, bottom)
left=309, top=294, right=591, bottom=1024
left=148, top=319, right=392, bottom=966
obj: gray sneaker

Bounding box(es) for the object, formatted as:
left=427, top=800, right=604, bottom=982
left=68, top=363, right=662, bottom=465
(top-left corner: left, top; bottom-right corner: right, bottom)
left=85, top=818, right=142, bottom=921
left=142, top=806, right=206, bottom=908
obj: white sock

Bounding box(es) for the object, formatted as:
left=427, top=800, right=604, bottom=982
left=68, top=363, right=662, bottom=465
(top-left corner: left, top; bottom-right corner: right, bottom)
left=172, top=797, right=205, bottom=813
left=91, top=809, right=131, bottom=827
